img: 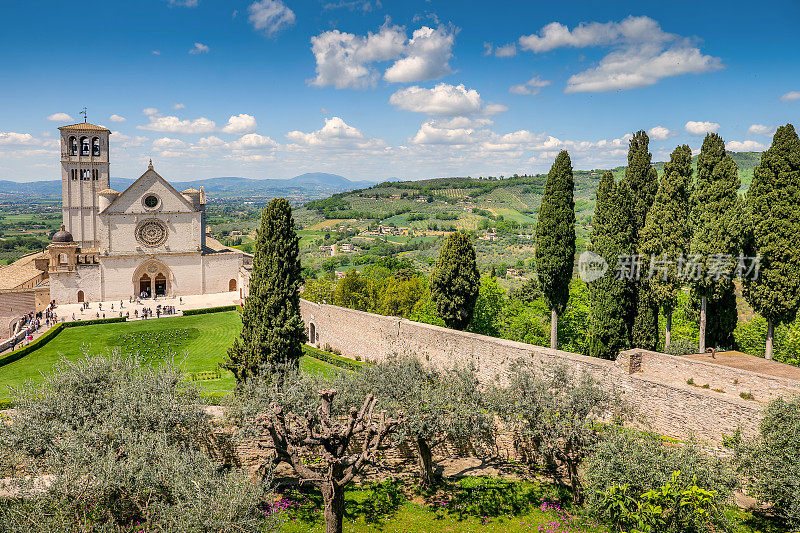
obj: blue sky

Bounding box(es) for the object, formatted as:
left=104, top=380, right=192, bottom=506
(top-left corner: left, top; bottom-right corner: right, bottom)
left=1, top=0, right=798, bottom=182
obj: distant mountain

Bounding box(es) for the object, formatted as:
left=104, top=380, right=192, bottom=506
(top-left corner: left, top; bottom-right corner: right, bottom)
left=0, top=172, right=374, bottom=198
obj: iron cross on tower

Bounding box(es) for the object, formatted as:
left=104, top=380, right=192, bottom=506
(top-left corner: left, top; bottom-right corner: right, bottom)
left=79, top=107, right=87, bottom=123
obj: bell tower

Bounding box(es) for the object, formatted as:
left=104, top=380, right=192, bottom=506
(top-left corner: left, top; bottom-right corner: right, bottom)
left=58, top=118, right=111, bottom=249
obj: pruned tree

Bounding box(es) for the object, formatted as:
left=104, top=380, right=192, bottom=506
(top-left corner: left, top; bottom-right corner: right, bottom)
left=639, top=145, right=693, bottom=350
left=588, top=173, right=636, bottom=359
left=430, top=231, right=480, bottom=330
left=494, top=363, right=620, bottom=504
left=256, top=389, right=404, bottom=533
left=225, top=197, right=305, bottom=383
left=689, top=134, right=741, bottom=353
left=535, top=150, right=577, bottom=349
left=347, top=356, right=491, bottom=487
left=744, top=124, right=800, bottom=359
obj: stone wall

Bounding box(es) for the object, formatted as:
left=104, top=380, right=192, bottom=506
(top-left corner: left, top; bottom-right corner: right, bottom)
left=300, top=300, right=800, bottom=446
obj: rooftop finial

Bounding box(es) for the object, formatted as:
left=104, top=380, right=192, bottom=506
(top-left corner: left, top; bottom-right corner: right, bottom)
left=80, top=107, right=87, bottom=123
left=148, top=158, right=154, bottom=170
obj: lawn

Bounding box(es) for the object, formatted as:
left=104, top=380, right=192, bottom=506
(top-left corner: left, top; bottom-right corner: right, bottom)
left=0, top=311, right=344, bottom=400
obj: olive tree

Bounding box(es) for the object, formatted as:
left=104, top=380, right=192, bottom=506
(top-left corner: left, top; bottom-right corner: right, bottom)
left=494, top=363, right=620, bottom=504
left=0, top=355, right=274, bottom=532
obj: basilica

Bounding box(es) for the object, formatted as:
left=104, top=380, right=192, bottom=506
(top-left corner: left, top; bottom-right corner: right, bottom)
left=45, top=122, right=248, bottom=304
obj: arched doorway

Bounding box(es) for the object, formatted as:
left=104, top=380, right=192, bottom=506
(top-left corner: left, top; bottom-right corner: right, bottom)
left=309, top=323, right=316, bottom=344
left=229, top=279, right=237, bottom=291
left=139, top=274, right=151, bottom=298
left=77, top=290, right=84, bottom=303
left=154, top=273, right=167, bottom=297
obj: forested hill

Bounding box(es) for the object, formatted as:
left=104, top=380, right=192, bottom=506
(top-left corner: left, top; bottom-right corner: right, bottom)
left=610, top=151, right=760, bottom=189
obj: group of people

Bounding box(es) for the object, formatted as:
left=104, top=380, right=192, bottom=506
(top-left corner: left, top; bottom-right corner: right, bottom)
left=134, top=304, right=177, bottom=320
left=8, top=303, right=57, bottom=350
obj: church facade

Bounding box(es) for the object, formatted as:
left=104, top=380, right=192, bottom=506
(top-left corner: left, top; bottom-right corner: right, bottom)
left=47, top=122, right=246, bottom=304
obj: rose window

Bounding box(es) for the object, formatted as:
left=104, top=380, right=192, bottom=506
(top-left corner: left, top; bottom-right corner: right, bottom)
left=135, top=219, right=168, bottom=247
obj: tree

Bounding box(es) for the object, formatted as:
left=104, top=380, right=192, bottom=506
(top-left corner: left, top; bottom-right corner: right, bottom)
left=639, top=145, right=693, bottom=350
left=626, top=131, right=661, bottom=350
left=468, top=276, right=506, bottom=336
left=350, top=356, right=490, bottom=487
left=743, top=124, right=800, bottom=359
left=257, top=389, right=403, bottom=533
left=430, top=231, right=480, bottom=329
left=689, top=134, right=741, bottom=353
left=225, top=198, right=305, bottom=382
left=494, top=363, right=619, bottom=504
left=587, top=173, right=636, bottom=359
left=535, top=150, right=576, bottom=349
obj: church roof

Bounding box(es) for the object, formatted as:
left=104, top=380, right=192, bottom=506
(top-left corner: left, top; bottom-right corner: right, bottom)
left=182, top=188, right=200, bottom=194
left=98, top=188, right=119, bottom=195
left=59, top=122, right=110, bottom=132
left=52, top=225, right=74, bottom=243
left=0, top=252, right=47, bottom=291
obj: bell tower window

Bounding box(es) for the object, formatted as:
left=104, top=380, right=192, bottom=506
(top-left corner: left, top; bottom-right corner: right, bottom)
left=69, top=136, right=78, bottom=156
left=80, top=137, right=90, bottom=156
left=92, top=137, right=100, bottom=156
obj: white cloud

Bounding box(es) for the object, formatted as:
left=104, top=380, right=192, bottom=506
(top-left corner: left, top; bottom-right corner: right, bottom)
left=648, top=125, right=674, bottom=140
left=383, top=26, right=455, bottom=83
left=727, top=140, right=766, bottom=152
left=197, top=136, right=227, bottom=148
left=151, top=50, right=161, bottom=55
left=153, top=137, right=189, bottom=150
left=494, top=43, right=517, bottom=58
left=0, top=132, right=39, bottom=146
left=110, top=132, right=148, bottom=148
left=221, top=114, right=258, bottom=134
left=189, top=42, right=210, bottom=54
left=509, top=75, right=551, bottom=95
left=109, top=114, right=126, bottom=122
left=518, top=16, right=721, bottom=93
left=747, top=124, right=775, bottom=136
left=780, top=91, right=800, bottom=102
left=248, top=0, right=296, bottom=37
left=684, top=121, right=720, bottom=136
left=138, top=114, right=216, bottom=134
left=230, top=133, right=278, bottom=150
left=309, top=24, right=455, bottom=89
left=173, top=103, right=187, bottom=110
left=46, top=113, right=73, bottom=122
left=143, top=107, right=159, bottom=116
left=411, top=119, right=484, bottom=145
left=389, top=84, right=483, bottom=116
left=167, top=0, right=198, bottom=6
left=286, top=116, right=384, bottom=149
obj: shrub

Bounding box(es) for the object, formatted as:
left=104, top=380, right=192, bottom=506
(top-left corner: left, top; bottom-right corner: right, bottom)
left=182, top=305, right=238, bottom=316
left=302, top=344, right=364, bottom=371
left=665, top=338, right=699, bottom=355
left=735, top=396, right=800, bottom=529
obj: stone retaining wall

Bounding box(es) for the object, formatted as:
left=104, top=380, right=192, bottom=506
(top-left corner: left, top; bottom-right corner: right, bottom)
left=300, top=299, right=800, bottom=446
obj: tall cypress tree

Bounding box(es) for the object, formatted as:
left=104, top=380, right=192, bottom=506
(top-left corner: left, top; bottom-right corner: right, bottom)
left=224, top=198, right=305, bottom=382
left=639, top=145, right=693, bottom=349
left=744, top=124, right=800, bottom=359
left=625, top=131, right=660, bottom=350
left=689, top=133, right=741, bottom=352
left=535, top=150, right=576, bottom=350
left=588, top=172, right=636, bottom=359
left=430, top=231, right=479, bottom=330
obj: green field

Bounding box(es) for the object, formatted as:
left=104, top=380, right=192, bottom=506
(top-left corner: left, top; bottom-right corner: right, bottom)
left=0, top=311, right=343, bottom=400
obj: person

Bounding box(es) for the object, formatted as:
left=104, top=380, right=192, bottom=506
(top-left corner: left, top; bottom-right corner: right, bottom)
left=134, top=309, right=138, bottom=318
left=72, top=313, right=75, bottom=321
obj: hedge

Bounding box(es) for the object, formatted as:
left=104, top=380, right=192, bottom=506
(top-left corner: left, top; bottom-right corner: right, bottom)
left=302, top=344, right=366, bottom=372
left=182, top=305, right=239, bottom=316
left=0, top=316, right=128, bottom=370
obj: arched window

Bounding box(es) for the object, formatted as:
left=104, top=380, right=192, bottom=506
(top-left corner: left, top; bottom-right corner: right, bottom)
left=77, top=290, right=84, bottom=303
left=229, top=279, right=237, bottom=291
left=309, top=323, right=316, bottom=344
left=92, top=137, right=100, bottom=156
left=59, top=253, right=68, bottom=265
left=92, top=169, right=98, bottom=180
left=80, top=137, right=90, bottom=156
left=82, top=169, right=91, bottom=180
left=69, top=136, right=78, bottom=156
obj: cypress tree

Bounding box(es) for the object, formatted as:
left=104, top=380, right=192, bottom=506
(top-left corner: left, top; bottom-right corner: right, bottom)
left=639, top=145, right=693, bottom=349
left=744, top=124, right=800, bottom=359
left=430, top=231, right=479, bottom=330
left=625, top=131, right=660, bottom=350
left=588, top=172, right=636, bottom=359
left=535, top=150, right=576, bottom=350
left=689, top=133, right=741, bottom=353
left=224, top=198, right=305, bottom=382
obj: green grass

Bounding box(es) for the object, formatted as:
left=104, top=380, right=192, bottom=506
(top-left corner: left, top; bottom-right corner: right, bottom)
left=0, top=311, right=346, bottom=400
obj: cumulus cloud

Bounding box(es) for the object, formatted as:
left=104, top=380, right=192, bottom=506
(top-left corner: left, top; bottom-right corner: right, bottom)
left=47, top=113, right=73, bottom=122
left=248, top=0, right=296, bottom=37
left=189, top=42, right=210, bottom=54
left=389, top=83, right=485, bottom=116
left=221, top=114, right=258, bottom=134
left=230, top=133, right=278, bottom=150
left=109, top=114, right=126, bottom=122
left=153, top=137, right=189, bottom=151
left=747, top=124, right=775, bottom=136
left=684, top=121, right=720, bottom=136
left=309, top=24, right=455, bottom=89
left=286, top=116, right=384, bottom=149
left=780, top=91, right=800, bottom=102
left=518, top=16, right=721, bottom=93
left=143, top=107, right=159, bottom=116
left=494, top=43, right=517, bottom=58
left=173, top=103, right=187, bottom=110
left=411, top=119, right=484, bottom=145
left=648, top=125, right=674, bottom=140
left=0, top=132, right=39, bottom=146
left=509, top=75, right=551, bottom=95
left=167, top=0, right=198, bottom=6
left=727, top=140, right=766, bottom=152
left=138, top=113, right=216, bottom=134
left=110, top=132, right=148, bottom=148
